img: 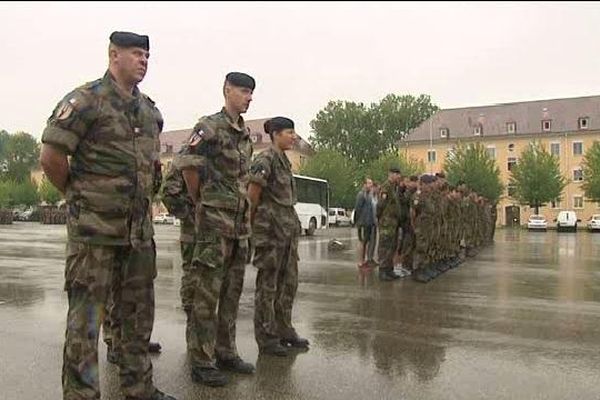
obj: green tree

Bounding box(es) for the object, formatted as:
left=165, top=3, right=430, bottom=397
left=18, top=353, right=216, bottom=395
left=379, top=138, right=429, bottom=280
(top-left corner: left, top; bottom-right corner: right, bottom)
left=12, top=180, right=39, bottom=206
left=582, top=141, right=600, bottom=203
left=38, top=177, right=62, bottom=205
left=509, top=142, right=566, bottom=214
left=0, top=180, right=16, bottom=209
left=373, top=94, right=439, bottom=150
left=361, top=152, right=425, bottom=185
left=444, top=142, right=504, bottom=203
left=3, top=132, right=40, bottom=182
left=299, top=149, right=359, bottom=209
left=310, top=94, right=438, bottom=165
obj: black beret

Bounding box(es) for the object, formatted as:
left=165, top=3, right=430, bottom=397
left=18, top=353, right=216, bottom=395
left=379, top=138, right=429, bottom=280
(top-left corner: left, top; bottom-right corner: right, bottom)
left=264, top=117, right=294, bottom=134
left=389, top=166, right=402, bottom=174
left=110, top=31, right=149, bottom=51
left=225, top=72, right=256, bottom=90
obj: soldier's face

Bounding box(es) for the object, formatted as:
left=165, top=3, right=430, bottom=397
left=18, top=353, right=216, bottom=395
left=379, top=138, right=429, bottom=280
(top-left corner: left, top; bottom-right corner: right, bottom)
left=225, top=84, right=253, bottom=114
left=113, top=46, right=149, bottom=84
left=274, top=128, right=297, bottom=151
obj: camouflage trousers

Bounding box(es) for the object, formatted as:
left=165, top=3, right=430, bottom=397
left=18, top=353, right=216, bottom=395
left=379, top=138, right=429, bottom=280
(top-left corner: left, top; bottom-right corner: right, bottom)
left=62, top=240, right=157, bottom=400
left=253, top=238, right=299, bottom=348
left=399, top=225, right=415, bottom=270
left=187, top=231, right=247, bottom=368
left=180, top=241, right=195, bottom=311
left=378, top=225, right=399, bottom=273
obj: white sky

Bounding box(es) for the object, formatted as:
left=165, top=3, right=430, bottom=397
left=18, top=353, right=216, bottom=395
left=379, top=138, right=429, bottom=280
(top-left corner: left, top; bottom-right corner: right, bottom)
left=1, top=1, right=600, bottom=142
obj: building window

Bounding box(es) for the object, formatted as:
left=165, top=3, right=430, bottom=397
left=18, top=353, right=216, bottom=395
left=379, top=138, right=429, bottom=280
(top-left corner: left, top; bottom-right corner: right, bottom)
left=165, top=144, right=173, bottom=154
left=508, top=143, right=515, bottom=152
left=551, top=200, right=561, bottom=209
left=427, top=150, right=437, bottom=163
left=550, top=142, right=560, bottom=156
left=573, top=168, right=584, bottom=182
left=507, top=157, right=517, bottom=172
left=573, top=196, right=584, bottom=209
left=447, top=147, right=456, bottom=160
left=578, top=117, right=589, bottom=130
left=573, top=141, right=583, bottom=156
left=507, top=184, right=516, bottom=197
left=542, top=120, right=551, bottom=132
left=507, top=122, right=517, bottom=134
left=486, top=146, right=496, bottom=159
left=474, top=125, right=482, bottom=136
left=440, top=128, right=448, bottom=138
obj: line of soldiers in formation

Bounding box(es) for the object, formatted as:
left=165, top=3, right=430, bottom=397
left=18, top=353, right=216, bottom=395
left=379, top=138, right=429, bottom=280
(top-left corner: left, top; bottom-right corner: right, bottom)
left=362, top=170, right=497, bottom=282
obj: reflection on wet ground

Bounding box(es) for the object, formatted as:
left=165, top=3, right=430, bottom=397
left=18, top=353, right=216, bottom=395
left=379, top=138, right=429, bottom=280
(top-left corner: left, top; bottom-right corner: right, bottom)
left=1, top=223, right=599, bottom=399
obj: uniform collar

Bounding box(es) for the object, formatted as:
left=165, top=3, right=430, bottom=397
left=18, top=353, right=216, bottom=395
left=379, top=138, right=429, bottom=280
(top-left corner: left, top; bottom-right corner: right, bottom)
left=103, top=70, right=141, bottom=109
left=271, top=145, right=291, bottom=169
left=220, top=107, right=247, bottom=135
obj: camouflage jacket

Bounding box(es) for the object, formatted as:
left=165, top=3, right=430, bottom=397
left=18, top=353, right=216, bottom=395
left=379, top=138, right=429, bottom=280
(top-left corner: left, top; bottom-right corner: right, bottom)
left=249, top=146, right=301, bottom=247
left=175, top=108, right=253, bottom=239
left=41, top=71, right=163, bottom=247
left=160, top=156, right=195, bottom=243
left=377, top=180, right=403, bottom=227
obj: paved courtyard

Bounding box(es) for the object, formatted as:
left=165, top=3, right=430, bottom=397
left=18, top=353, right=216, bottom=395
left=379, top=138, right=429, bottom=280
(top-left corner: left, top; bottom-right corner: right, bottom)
left=1, top=223, right=599, bottom=399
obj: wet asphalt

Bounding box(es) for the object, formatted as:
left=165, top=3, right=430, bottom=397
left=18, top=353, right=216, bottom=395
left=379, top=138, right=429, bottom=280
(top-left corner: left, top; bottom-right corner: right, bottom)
left=1, top=223, right=599, bottom=400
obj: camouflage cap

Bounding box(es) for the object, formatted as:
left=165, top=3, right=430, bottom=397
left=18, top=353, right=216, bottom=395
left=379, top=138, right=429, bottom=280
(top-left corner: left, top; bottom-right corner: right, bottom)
left=110, top=31, right=149, bottom=51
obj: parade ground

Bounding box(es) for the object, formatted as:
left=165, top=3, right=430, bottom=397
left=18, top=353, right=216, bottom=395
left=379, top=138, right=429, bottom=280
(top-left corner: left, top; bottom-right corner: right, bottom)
left=1, top=224, right=599, bottom=400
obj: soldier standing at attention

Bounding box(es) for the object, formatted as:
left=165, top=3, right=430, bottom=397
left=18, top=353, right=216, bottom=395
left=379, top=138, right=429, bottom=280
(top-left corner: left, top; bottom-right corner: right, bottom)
left=248, top=117, right=310, bottom=357
left=376, top=167, right=404, bottom=281
left=160, top=149, right=196, bottom=316
left=176, top=72, right=256, bottom=387
left=39, top=32, right=176, bottom=400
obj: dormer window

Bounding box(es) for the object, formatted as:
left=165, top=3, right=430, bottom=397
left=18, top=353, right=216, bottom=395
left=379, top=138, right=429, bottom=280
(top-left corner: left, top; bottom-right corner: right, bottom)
left=542, top=120, right=551, bottom=132
left=578, top=117, right=589, bottom=130
left=507, top=122, right=516, bottom=134
left=440, top=128, right=448, bottom=138
left=474, top=125, right=482, bottom=136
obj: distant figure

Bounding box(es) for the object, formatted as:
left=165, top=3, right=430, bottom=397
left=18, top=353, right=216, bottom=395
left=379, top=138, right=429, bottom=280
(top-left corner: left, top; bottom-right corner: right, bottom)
left=354, top=178, right=377, bottom=268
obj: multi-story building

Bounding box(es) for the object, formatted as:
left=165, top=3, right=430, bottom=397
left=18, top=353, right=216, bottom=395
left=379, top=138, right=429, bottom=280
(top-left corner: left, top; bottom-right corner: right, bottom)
left=403, top=95, right=600, bottom=227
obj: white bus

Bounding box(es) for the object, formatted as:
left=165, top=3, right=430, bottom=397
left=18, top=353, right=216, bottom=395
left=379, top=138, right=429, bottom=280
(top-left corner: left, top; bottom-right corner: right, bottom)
left=294, top=174, right=329, bottom=236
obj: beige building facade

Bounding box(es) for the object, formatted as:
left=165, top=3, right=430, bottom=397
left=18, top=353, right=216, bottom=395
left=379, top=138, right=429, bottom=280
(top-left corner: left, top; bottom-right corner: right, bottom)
left=403, top=96, right=600, bottom=227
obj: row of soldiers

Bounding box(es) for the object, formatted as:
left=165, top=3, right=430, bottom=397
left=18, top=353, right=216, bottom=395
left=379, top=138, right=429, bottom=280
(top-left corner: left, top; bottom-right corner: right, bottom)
left=376, top=169, right=497, bottom=282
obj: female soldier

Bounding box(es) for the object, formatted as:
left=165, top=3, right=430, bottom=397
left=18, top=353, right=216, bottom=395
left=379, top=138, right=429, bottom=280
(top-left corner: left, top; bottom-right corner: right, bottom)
left=248, top=117, right=310, bottom=356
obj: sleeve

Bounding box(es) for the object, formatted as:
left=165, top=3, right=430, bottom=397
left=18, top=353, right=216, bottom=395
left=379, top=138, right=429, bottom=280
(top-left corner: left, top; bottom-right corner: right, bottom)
left=41, top=89, right=96, bottom=155
left=354, top=192, right=364, bottom=218
left=248, top=151, right=273, bottom=188
left=174, top=118, right=219, bottom=170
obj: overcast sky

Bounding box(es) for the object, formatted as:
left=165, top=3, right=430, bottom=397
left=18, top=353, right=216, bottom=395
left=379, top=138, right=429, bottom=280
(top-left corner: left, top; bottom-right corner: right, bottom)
left=1, top=1, right=599, bottom=141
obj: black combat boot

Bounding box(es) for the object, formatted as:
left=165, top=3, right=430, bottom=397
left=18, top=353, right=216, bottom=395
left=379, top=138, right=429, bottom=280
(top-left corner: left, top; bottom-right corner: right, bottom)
left=260, top=342, right=289, bottom=356
left=191, top=366, right=229, bottom=387
left=281, top=336, right=310, bottom=349
left=148, top=342, right=162, bottom=353
left=216, top=356, right=255, bottom=374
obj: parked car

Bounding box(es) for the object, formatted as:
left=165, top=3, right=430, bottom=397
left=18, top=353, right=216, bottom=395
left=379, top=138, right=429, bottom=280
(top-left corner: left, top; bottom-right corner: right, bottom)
left=555, top=210, right=579, bottom=232
left=153, top=213, right=176, bottom=224
left=587, top=214, right=600, bottom=231
left=527, top=215, right=547, bottom=231
left=328, top=208, right=352, bottom=226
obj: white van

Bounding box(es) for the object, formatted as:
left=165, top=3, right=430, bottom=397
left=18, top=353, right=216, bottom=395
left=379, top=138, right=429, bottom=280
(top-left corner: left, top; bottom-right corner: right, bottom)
left=556, top=210, right=578, bottom=232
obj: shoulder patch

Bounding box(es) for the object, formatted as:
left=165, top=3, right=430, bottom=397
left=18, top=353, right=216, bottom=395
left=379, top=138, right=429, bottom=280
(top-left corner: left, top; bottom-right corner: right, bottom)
left=55, top=97, right=78, bottom=120
left=189, top=130, right=204, bottom=146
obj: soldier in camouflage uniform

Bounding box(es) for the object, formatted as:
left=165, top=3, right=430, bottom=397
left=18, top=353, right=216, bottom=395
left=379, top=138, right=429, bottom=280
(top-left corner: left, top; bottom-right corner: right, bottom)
left=176, top=72, right=256, bottom=387
left=376, top=167, right=404, bottom=281
left=159, top=150, right=197, bottom=346
left=39, top=32, right=175, bottom=400
left=248, top=117, right=310, bottom=357
left=160, top=149, right=196, bottom=314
